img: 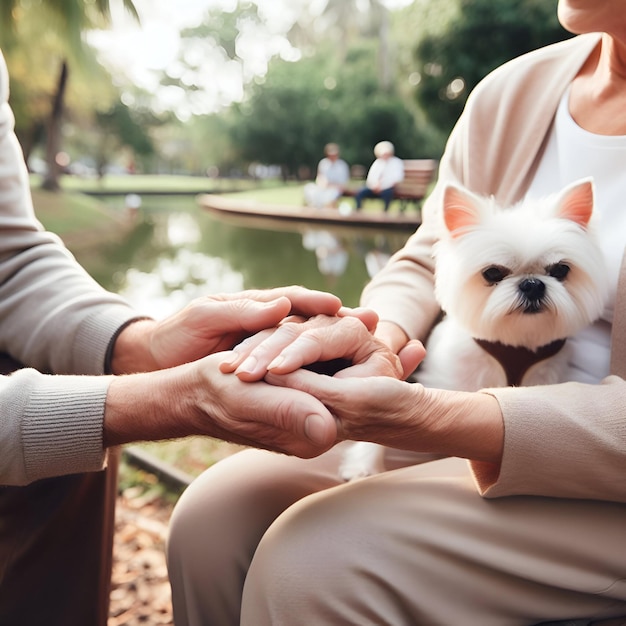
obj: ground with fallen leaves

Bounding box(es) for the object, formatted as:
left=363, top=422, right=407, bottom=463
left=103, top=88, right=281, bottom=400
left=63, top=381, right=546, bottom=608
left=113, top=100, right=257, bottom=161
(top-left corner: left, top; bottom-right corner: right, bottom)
left=109, top=487, right=176, bottom=626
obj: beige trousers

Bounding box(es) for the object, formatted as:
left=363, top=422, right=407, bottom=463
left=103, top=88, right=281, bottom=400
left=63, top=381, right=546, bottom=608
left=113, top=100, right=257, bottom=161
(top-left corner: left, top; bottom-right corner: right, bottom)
left=167, top=444, right=626, bottom=626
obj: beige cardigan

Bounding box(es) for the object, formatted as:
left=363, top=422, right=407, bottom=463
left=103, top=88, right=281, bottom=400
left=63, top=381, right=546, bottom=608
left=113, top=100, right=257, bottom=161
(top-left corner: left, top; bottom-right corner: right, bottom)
left=362, top=33, right=626, bottom=503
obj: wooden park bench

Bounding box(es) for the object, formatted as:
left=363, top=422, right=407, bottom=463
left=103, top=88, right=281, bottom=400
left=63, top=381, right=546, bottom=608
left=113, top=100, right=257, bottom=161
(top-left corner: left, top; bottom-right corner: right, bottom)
left=343, top=158, right=439, bottom=211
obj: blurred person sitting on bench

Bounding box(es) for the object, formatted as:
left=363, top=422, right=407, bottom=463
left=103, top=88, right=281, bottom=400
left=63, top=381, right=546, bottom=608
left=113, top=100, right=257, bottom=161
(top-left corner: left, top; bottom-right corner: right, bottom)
left=354, top=140, right=404, bottom=212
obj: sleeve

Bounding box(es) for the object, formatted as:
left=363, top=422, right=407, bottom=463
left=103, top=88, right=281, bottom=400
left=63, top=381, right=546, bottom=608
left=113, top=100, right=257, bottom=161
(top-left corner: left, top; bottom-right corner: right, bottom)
left=316, top=158, right=329, bottom=181
left=365, top=160, right=381, bottom=187
left=390, top=158, right=405, bottom=186
left=338, top=160, right=350, bottom=184
left=471, top=376, right=626, bottom=503
left=0, top=51, right=142, bottom=485
left=0, top=368, right=111, bottom=485
left=0, top=51, right=141, bottom=375
left=359, top=155, right=456, bottom=341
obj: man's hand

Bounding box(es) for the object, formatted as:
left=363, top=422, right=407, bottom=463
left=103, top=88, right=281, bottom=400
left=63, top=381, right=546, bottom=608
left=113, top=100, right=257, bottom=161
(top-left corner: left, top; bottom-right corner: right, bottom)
left=111, top=286, right=343, bottom=374
left=105, top=353, right=338, bottom=459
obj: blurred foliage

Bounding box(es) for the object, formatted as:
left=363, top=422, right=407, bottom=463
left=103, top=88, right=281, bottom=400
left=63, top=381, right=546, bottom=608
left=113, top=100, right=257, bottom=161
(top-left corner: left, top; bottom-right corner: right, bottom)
left=1, top=0, right=140, bottom=185
left=407, top=0, right=572, bottom=135
left=94, top=102, right=158, bottom=175
left=226, top=41, right=435, bottom=178
left=2, top=18, right=116, bottom=161
left=0, top=0, right=137, bottom=55
left=0, top=0, right=578, bottom=182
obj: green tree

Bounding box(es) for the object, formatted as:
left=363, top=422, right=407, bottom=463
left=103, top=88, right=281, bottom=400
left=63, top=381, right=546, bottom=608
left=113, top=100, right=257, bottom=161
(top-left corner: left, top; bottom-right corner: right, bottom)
left=1, top=0, right=139, bottom=189
left=227, top=42, right=430, bottom=179
left=94, top=102, right=157, bottom=176
left=409, top=0, right=571, bottom=135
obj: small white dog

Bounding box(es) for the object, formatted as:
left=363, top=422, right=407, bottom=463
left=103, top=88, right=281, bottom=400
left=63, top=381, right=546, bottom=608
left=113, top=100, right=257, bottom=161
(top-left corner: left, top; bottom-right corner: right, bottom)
left=340, top=177, right=609, bottom=481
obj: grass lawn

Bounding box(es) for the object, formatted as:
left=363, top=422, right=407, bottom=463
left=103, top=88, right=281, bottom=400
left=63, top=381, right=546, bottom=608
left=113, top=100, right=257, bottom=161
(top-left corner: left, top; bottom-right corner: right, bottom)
left=207, top=181, right=420, bottom=214
left=31, top=187, right=126, bottom=236
left=49, top=173, right=284, bottom=194
left=213, top=183, right=306, bottom=205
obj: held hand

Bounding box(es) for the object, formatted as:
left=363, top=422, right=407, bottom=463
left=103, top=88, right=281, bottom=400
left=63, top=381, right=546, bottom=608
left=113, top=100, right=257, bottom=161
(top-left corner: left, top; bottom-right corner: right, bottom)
left=112, top=287, right=342, bottom=373
left=105, top=353, right=338, bottom=458
left=374, top=320, right=426, bottom=379
left=221, top=312, right=424, bottom=381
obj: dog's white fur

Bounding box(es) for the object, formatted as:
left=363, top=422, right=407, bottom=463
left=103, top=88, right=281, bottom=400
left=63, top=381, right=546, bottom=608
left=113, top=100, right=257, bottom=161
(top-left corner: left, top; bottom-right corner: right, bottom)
left=340, top=178, right=609, bottom=481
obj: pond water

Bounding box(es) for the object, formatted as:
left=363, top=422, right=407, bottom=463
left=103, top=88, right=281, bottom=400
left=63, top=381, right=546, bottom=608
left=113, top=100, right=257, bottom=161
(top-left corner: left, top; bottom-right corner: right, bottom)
left=88, top=195, right=413, bottom=319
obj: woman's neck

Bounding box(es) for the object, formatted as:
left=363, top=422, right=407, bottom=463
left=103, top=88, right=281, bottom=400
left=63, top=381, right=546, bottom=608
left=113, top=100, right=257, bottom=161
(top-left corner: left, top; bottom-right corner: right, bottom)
left=569, top=34, right=626, bottom=135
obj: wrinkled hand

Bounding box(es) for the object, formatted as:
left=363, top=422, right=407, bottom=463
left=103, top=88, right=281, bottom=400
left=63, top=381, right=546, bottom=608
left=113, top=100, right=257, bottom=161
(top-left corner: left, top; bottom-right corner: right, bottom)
left=265, top=368, right=505, bottom=464
left=192, top=353, right=338, bottom=457
left=221, top=312, right=425, bottom=381
left=113, top=287, right=344, bottom=373
left=105, top=352, right=338, bottom=458
left=266, top=368, right=424, bottom=448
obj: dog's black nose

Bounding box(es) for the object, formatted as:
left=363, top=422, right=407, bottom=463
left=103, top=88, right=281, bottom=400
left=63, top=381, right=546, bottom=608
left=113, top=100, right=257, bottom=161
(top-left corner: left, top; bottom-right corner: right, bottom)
left=519, top=277, right=545, bottom=302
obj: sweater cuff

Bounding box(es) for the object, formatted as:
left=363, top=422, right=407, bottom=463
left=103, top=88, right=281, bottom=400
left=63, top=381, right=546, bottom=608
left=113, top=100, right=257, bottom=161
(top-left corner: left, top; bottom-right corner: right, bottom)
left=22, top=373, right=112, bottom=483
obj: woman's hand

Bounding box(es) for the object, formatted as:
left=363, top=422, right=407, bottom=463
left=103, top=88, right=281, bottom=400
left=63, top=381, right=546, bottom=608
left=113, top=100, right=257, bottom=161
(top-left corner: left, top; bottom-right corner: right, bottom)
left=111, top=286, right=343, bottom=374
left=266, top=368, right=504, bottom=465
left=220, top=313, right=425, bottom=381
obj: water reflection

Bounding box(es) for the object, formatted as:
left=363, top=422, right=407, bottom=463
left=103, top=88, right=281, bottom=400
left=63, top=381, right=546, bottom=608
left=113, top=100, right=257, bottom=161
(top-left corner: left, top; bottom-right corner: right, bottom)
left=302, top=230, right=349, bottom=277
left=86, top=196, right=412, bottom=315
left=120, top=251, right=245, bottom=318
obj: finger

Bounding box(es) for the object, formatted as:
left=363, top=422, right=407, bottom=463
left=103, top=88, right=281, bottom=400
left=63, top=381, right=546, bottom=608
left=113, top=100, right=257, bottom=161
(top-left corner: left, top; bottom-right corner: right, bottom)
left=170, top=296, right=291, bottom=343
left=214, top=297, right=292, bottom=335
left=219, top=328, right=277, bottom=372
left=332, top=351, right=402, bottom=379
left=264, top=317, right=374, bottom=375
left=398, top=340, right=426, bottom=379
left=219, top=287, right=342, bottom=317
left=266, top=369, right=349, bottom=406
left=234, top=321, right=308, bottom=381
left=216, top=379, right=338, bottom=456
left=338, top=306, right=378, bottom=332
left=252, top=384, right=339, bottom=453
left=271, top=286, right=342, bottom=317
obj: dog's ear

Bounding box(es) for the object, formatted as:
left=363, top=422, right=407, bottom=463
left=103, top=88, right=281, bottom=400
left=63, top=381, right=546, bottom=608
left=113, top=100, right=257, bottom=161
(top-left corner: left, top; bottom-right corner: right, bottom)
left=554, top=177, right=594, bottom=227
left=442, top=185, right=482, bottom=238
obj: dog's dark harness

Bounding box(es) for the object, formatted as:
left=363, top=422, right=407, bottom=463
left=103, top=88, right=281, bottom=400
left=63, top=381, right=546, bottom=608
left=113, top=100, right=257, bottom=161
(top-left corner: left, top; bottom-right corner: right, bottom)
left=473, top=338, right=567, bottom=386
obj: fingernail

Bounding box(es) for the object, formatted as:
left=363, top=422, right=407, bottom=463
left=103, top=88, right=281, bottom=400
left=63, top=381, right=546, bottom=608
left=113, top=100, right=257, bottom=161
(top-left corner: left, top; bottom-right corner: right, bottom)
left=267, top=355, right=284, bottom=370
left=304, top=414, right=328, bottom=445
left=236, top=355, right=257, bottom=374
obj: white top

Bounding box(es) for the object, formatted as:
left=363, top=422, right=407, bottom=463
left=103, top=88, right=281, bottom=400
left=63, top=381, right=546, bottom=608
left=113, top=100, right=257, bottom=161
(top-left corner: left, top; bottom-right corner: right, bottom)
left=526, top=87, right=626, bottom=383
left=366, top=155, right=404, bottom=190
left=317, top=157, right=349, bottom=186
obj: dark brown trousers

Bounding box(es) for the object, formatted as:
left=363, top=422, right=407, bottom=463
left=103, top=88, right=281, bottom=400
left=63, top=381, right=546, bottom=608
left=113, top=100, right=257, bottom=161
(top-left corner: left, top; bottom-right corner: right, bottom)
left=0, top=354, right=118, bottom=626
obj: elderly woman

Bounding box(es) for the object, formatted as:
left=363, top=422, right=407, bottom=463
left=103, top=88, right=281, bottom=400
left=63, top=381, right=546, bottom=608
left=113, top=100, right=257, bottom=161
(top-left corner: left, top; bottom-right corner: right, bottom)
left=167, top=1, right=626, bottom=624
left=303, top=142, right=350, bottom=208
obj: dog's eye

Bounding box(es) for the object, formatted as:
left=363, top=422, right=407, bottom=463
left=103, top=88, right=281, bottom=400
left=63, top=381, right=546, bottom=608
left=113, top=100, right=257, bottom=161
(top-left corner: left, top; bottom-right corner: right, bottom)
left=482, top=266, right=509, bottom=284
left=547, top=263, right=570, bottom=281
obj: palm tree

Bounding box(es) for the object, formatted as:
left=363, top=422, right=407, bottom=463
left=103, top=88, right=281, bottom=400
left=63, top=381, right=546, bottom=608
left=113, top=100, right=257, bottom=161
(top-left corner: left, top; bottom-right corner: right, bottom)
left=1, top=0, right=139, bottom=190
